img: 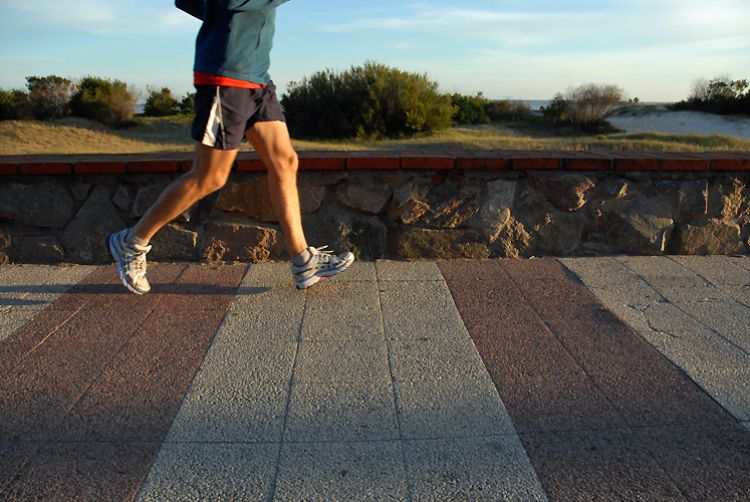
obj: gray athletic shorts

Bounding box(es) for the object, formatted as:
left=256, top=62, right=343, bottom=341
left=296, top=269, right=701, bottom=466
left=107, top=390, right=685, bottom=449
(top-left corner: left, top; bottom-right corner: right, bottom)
left=191, top=81, right=286, bottom=150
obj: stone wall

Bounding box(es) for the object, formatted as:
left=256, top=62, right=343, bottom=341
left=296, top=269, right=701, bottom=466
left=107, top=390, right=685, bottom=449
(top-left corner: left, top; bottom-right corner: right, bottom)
left=1, top=153, right=749, bottom=264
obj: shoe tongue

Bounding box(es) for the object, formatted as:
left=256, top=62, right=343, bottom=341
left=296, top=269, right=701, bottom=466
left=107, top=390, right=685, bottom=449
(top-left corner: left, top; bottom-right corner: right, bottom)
left=132, top=242, right=151, bottom=253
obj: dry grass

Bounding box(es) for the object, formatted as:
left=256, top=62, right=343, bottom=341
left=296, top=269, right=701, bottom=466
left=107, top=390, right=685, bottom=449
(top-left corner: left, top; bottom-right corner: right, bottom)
left=1, top=115, right=749, bottom=155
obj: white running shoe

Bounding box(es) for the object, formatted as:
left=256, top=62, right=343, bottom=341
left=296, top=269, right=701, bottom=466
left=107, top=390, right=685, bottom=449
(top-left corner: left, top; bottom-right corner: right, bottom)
left=108, top=229, right=152, bottom=295
left=291, top=245, right=355, bottom=289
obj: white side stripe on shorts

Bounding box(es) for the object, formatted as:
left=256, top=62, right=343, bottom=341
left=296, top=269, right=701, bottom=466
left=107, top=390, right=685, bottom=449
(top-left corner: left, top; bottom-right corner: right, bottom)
left=201, top=87, right=223, bottom=147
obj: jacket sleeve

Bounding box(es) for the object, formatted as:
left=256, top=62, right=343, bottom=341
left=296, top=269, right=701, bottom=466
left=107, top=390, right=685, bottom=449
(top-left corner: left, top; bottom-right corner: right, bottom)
left=217, top=0, right=289, bottom=12
left=175, top=0, right=206, bottom=20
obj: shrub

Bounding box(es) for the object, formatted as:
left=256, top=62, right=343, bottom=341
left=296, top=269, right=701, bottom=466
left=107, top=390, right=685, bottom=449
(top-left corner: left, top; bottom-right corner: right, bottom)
left=540, top=94, right=571, bottom=125
left=282, top=61, right=454, bottom=139
left=0, top=89, right=26, bottom=120
left=178, top=92, right=196, bottom=114
left=143, top=87, right=180, bottom=116
left=566, top=83, right=624, bottom=127
left=486, top=99, right=531, bottom=122
left=70, top=76, right=136, bottom=127
left=672, top=76, right=749, bottom=115
left=26, top=75, right=76, bottom=120
left=451, top=92, right=490, bottom=125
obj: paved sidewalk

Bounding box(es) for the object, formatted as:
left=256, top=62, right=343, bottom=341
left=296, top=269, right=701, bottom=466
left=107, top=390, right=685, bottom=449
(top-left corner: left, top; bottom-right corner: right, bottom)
left=0, top=257, right=748, bottom=501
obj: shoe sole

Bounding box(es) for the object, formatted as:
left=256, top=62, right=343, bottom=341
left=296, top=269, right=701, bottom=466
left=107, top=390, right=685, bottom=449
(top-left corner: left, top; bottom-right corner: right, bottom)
left=295, top=255, right=355, bottom=290
left=108, top=233, right=148, bottom=296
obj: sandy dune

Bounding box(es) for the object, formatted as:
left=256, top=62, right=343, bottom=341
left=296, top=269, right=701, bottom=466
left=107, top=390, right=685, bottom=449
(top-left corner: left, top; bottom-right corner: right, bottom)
left=608, top=108, right=750, bottom=139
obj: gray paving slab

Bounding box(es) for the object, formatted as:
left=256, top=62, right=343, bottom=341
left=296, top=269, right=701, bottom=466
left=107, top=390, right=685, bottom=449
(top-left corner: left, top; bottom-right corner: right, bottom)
left=390, top=337, right=516, bottom=439
left=670, top=255, right=750, bottom=286
left=294, top=338, right=390, bottom=383
left=659, top=298, right=750, bottom=353
left=136, top=442, right=278, bottom=501
left=404, top=436, right=548, bottom=502
left=273, top=440, right=408, bottom=501
left=558, top=257, right=644, bottom=289
left=302, top=280, right=383, bottom=341
left=379, top=280, right=469, bottom=341
left=376, top=260, right=445, bottom=281
left=284, top=377, right=399, bottom=443
left=685, top=367, right=750, bottom=422
left=617, top=255, right=712, bottom=288
left=164, top=263, right=299, bottom=443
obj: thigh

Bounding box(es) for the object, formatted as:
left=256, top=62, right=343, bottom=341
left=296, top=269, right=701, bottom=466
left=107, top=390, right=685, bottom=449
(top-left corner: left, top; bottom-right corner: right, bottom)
left=245, top=120, right=296, bottom=168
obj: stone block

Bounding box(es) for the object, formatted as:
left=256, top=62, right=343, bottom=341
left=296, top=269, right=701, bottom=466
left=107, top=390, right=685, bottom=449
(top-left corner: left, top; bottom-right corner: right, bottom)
left=7, top=236, right=64, bottom=263
left=303, top=205, right=387, bottom=260
left=528, top=173, right=595, bottom=212
left=0, top=182, right=74, bottom=229
left=202, top=220, right=286, bottom=263
left=391, top=228, right=489, bottom=259
left=676, top=219, right=744, bottom=255
left=474, top=179, right=515, bottom=242
left=149, top=224, right=198, bottom=262
left=528, top=211, right=585, bottom=256
left=335, top=181, right=392, bottom=214
left=217, top=177, right=325, bottom=223
left=602, top=198, right=674, bottom=254
left=131, top=183, right=192, bottom=222
left=62, top=185, right=126, bottom=263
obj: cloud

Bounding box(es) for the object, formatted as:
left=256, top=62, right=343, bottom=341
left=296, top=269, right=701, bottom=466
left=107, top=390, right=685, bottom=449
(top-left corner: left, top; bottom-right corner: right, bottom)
left=2, top=0, right=199, bottom=36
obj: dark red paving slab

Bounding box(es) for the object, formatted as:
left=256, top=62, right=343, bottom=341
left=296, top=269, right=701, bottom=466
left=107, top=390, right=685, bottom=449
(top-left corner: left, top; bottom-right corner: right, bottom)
left=499, top=258, right=734, bottom=428
left=56, top=264, right=247, bottom=442
left=0, top=263, right=246, bottom=500
left=520, top=429, right=684, bottom=500
left=0, top=266, right=111, bottom=378
left=1, top=442, right=159, bottom=501
left=439, top=258, right=750, bottom=501
left=437, top=260, right=625, bottom=434
left=0, top=265, right=186, bottom=441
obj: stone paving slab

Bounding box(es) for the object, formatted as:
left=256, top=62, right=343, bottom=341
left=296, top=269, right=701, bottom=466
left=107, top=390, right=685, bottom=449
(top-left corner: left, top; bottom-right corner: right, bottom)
left=137, top=443, right=278, bottom=502
left=1, top=257, right=749, bottom=501
left=274, top=441, right=408, bottom=501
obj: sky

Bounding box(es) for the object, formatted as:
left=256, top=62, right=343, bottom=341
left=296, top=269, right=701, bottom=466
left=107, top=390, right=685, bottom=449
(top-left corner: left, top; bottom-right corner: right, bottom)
left=0, top=0, right=748, bottom=103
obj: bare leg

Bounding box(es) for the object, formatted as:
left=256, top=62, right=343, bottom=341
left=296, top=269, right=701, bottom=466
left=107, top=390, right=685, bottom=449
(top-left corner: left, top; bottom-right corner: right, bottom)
left=131, top=144, right=238, bottom=242
left=245, top=121, right=308, bottom=257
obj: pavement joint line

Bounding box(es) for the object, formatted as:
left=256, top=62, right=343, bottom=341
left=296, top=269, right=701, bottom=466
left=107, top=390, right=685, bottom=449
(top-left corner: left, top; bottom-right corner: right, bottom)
left=376, top=264, right=415, bottom=502
left=616, top=257, right=750, bottom=358
left=265, top=288, right=308, bottom=502
left=665, top=255, right=719, bottom=287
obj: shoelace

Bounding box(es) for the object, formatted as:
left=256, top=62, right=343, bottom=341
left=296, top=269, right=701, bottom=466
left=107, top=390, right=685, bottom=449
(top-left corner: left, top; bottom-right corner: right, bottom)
left=312, top=245, right=338, bottom=265
left=124, top=247, right=150, bottom=276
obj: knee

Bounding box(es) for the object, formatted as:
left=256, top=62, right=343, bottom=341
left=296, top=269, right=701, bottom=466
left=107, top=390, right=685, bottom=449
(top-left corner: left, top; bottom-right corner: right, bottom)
left=190, top=171, right=228, bottom=197
left=269, top=151, right=299, bottom=182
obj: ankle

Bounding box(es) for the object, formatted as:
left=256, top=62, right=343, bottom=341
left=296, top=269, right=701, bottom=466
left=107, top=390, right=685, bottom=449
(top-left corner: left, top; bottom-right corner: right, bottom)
left=126, top=229, right=149, bottom=248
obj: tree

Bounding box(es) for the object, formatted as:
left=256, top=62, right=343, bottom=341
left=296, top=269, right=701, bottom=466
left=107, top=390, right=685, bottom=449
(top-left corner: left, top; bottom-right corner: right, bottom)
left=26, top=75, right=76, bottom=120
left=143, top=87, right=180, bottom=116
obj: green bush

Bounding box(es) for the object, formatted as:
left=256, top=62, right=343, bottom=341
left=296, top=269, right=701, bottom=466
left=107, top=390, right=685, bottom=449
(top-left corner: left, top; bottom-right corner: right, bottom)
left=540, top=94, right=570, bottom=125
left=672, top=77, right=749, bottom=115
left=26, top=75, right=76, bottom=120
left=70, top=76, right=136, bottom=127
left=486, top=99, right=531, bottom=122
left=282, top=61, right=454, bottom=139
left=451, top=92, right=490, bottom=125
left=0, top=89, right=26, bottom=120
left=144, top=87, right=180, bottom=116
left=178, top=92, right=196, bottom=115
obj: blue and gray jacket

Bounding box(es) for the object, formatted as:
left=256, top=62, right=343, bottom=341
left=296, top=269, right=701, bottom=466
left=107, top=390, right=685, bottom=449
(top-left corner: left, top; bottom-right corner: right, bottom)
left=175, top=0, right=290, bottom=84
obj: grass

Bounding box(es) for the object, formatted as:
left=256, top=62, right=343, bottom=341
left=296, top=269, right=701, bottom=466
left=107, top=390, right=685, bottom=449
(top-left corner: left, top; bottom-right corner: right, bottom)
left=1, top=113, right=749, bottom=155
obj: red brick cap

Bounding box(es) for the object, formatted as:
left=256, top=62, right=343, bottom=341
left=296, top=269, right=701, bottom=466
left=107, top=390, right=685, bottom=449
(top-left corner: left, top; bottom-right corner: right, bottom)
left=1, top=151, right=749, bottom=175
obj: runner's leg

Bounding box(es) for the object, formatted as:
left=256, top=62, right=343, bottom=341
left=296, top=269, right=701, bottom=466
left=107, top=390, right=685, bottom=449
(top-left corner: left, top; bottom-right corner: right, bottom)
left=131, top=144, right=237, bottom=243
left=245, top=120, right=308, bottom=257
